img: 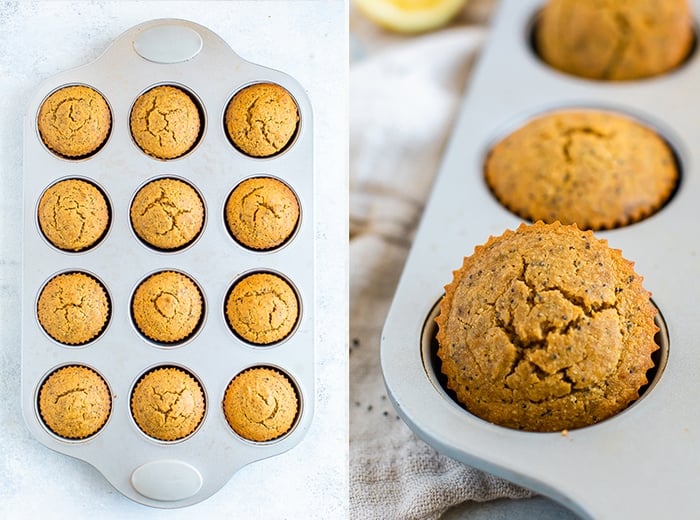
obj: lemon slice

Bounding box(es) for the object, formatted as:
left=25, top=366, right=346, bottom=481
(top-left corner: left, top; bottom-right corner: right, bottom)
left=354, top=0, right=468, bottom=34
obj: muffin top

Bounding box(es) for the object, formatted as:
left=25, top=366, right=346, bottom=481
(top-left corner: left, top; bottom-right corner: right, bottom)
left=225, top=177, right=299, bottom=250
left=37, top=272, right=110, bottom=345
left=131, top=367, right=205, bottom=441
left=224, top=83, right=299, bottom=157
left=436, top=221, right=659, bottom=432
left=226, top=272, right=298, bottom=345
left=38, top=365, right=111, bottom=439
left=130, top=85, right=201, bottom=159
left=485, top=110, right=678, bottom=230
left=223, top=367, right=298, bottom=442
left=536, top=0, right=693, bottom=80
left=132, top=271, right=203, bottom=344
left=37, top=85, right=111, bottom=158
left=130, top=177, right=204, bottom=250
left=38, top=178, right=110, bottom=251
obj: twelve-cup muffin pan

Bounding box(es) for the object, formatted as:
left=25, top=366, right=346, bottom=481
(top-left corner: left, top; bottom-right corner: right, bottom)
left=381, top=0, right=700, bottom=517
left=21, top=18, right=314, bottom=508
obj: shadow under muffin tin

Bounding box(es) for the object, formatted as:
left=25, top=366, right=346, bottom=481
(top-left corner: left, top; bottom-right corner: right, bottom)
left=381, top=0, right=700, bottom=518
left=22, top=19, right=314, bottom=508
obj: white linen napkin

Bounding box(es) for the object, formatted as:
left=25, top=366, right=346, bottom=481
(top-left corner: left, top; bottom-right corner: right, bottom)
left=349, top=25, right=534, bottom=520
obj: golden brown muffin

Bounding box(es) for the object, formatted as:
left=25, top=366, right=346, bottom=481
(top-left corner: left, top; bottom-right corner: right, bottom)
left=225, top=272, right=298, bottom=345
left=130, top=85, right=201, bottom=159
left=436, top=221, right=659, bottom=432
left=132, top=271, right=203, bottom=344
left=39, top=365, right=111, bottom=439
left=130, top=177, right=204, bottom=250
left=131, top=367, right=205, bottom=441
left=37, top=272, right=110, bottom=345
left=224, top=83, right=299, bottom=157
left=536, top=0, right=693, bottom=81
left=37, top=85, right=111, bottom=158
left=38, top=178, right=110, bottom=251
left=223, top=367, right=298, bottom=442
left=485, top=110, right=678, bottom=230
left=225, top=177, right=300, bottom=250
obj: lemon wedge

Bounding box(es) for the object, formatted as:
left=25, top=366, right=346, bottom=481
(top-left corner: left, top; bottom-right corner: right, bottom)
left=354, top=0, right=468, bottom=34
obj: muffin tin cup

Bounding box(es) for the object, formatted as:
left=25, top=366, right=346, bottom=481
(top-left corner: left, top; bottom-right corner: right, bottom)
left=22, top=19, right=314, bottom=508
left=381, top=0, right=700, bottom=518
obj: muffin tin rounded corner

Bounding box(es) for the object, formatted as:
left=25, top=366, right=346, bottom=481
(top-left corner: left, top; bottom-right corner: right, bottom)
left=22, top=17, right=315, bottom=508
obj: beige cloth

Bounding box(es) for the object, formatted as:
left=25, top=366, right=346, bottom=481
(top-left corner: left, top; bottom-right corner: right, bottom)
left=348, top=14, right=534, bottom=520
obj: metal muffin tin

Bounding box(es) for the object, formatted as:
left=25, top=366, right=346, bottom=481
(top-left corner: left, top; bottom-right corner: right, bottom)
left=381, top=0, right=700, bottom=517
left=21, top=19, right=314, bottom=508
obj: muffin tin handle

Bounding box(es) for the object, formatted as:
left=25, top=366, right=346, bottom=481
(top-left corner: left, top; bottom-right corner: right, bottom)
left=130, top=459, right=203, bottom=501
left=133, top=23, right=203, bottom=64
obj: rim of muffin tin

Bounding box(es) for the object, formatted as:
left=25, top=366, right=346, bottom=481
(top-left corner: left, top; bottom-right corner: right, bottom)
left=479, top=101, right=687, bottom=230
left=222, top=174, right=303, bottom=254
left=34, top=175, right=114, bottom=254
left=34, top=82, right=115, bottom=162
left=420, top=295, right=670, bottom=433
left=525, top=6, right=700, bottom=84
left=34, top=268, right=113, bottom=347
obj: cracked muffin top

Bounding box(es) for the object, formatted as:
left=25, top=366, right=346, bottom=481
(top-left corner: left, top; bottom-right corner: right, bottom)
left=485, top=110, right=678, bottom=230
left=225, top=272, right=298, bottom=345
left=131, top=366, right=205, bottom=441
left=39, top=365, right=111, bottom=439
left=130, top=177, right=204, bottom=250
left=130, top=85, right=201, bottom=160
left=223, top=367, right=298, bottom=442
left=37, top=272, right=110, bottom=345
left=38, top=178, right=110, bottom=251
left=131, top=270, right=203, bottom=344
left=225, top=177, right=299, bottom=250
left=536, top=0, right=693, bottom=81
left=37, top=84, right=111, bottom=158
left=224, top=83, right=299, bottom=157
left=436, top=221, right=659, bottom=432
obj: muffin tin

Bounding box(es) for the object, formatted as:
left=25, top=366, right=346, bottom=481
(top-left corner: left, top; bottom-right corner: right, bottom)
left=381, top=0, right=700, bottom=517
left=21, top=19, right=314, bottom=508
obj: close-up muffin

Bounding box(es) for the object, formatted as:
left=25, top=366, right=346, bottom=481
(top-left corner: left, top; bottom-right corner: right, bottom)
left=38, top=178, right=110, bottom=251
left=38, top=365, right=111, bottom=439
left=225, top=177, right=300, bottom=250
left=222, top=367, right=298, bottom=442
left=536, top=0, right=694, bottom=81
left=130, top=85, right=201, bottom=159
left=225, top=272, right=299, bottom=345
left=131, top=270, right=203, bottom=344
left=435, top=221, right=659, bottom=432
left=131, top=366, right=205, bottom=441
left=485, top=109, right=678, bottom=230
left=224, top=83, right=299, bottom=157
left=130, top=177, right=205, bottom=250
left=37, top=84, right=111, bottom=158
left=37, top=272, right=110, bottom=345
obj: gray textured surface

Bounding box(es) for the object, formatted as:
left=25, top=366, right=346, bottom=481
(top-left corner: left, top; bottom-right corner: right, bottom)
left=0, top=1, right=347, bottom=518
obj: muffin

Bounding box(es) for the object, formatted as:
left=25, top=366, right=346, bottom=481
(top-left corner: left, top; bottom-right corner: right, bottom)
left=39, top=365, right=111, bottom=439
left=130, top=177, right=204, bottom=250
left=131, top=367, right=205, bottom=441
left=536, top=0, right=693, bottom=81
left=37, top=84, right=111, bottom=158
left=225, top=177, right=300, bottom=250
left=485, top=110, right=678, bottom=230
left=131, top=271, right=203, bottom=344
left=225, top=272, right=298, bottom=345
left=130, top=85, right=201, bottom=159
left=38, top=178, right=110, bottom=251
left=37, top=272, right=110, bottom=345
left=224, top=83, right=299, bottom=157
left=223, top=367, right=298, bottom=442
left=436, top=221, right=659, bottom=432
